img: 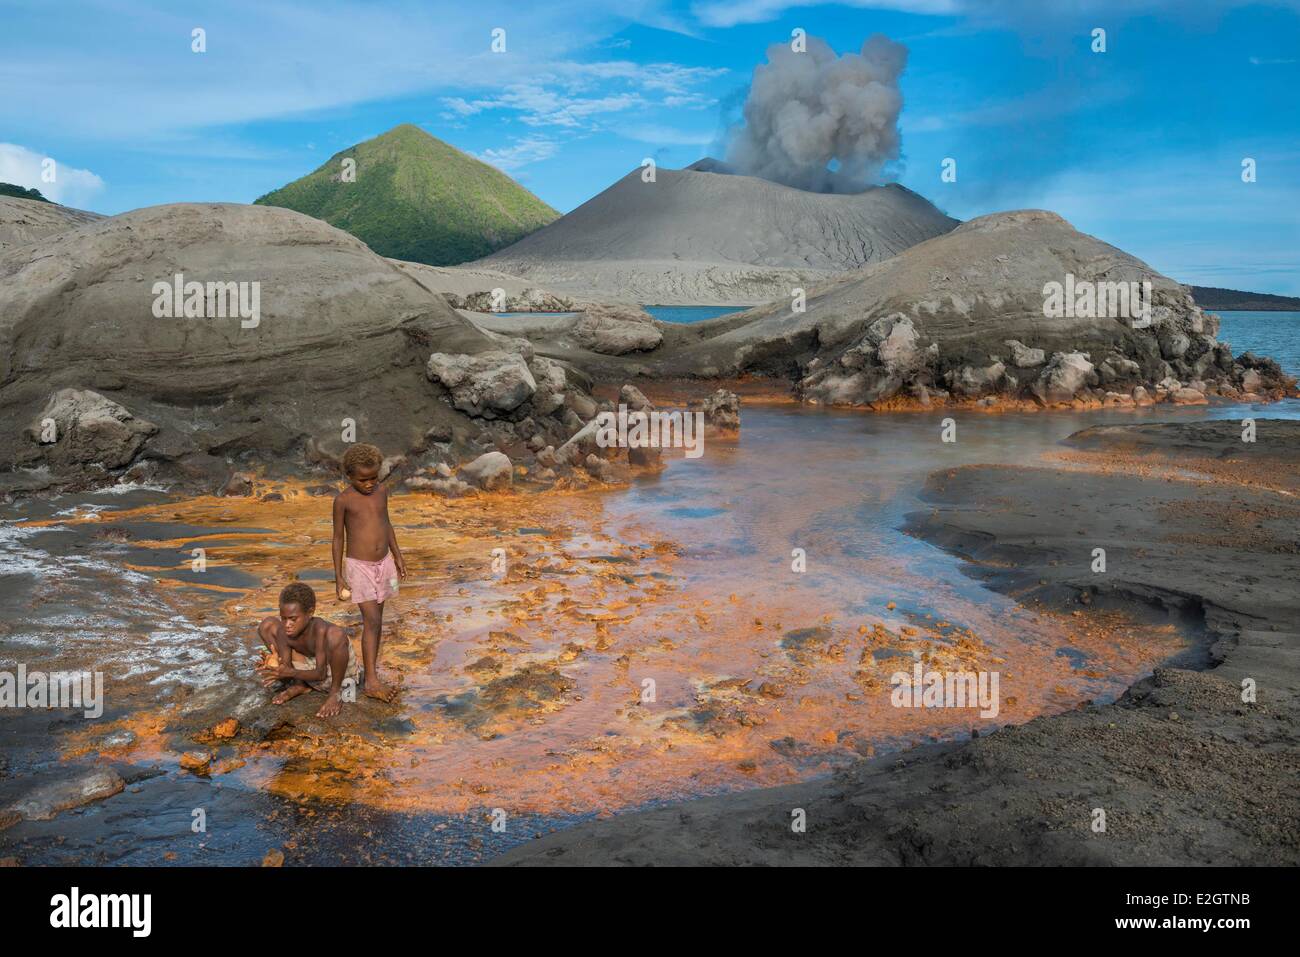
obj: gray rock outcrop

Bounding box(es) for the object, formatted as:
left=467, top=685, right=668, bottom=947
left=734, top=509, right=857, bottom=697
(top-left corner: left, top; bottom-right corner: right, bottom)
left=20, top=389, right=157, bottom=472
left=627, top=210, right=1294, bottom=408
left=426, top=351, right=537, bottom=417
left=0, top=202, right=499, bottom=488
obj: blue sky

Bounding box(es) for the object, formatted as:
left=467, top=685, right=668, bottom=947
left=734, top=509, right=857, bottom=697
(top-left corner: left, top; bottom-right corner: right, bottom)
left=3, top=0, right=1298, bottom=293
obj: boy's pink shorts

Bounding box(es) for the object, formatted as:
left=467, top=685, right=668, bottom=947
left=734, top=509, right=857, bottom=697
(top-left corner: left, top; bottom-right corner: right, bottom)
left=343, top=552, right=399, bottom=604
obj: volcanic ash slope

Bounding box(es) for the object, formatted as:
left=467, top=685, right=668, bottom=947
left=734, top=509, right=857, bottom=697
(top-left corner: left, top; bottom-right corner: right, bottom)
left=475, top=164, right=958, bottom=306
left=0, top=203, right=549, bottom=489
left=0, top=195, right=103, bottom=252
left=638, top=210, right=1293, bottom=406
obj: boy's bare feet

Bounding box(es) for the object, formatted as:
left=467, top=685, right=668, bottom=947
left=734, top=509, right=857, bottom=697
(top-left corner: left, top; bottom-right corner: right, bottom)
left=317, top=692, right=343, bottom=718
left=362, top=676, right=397, bottom=702
left=272, top=683, right=311, bottom=705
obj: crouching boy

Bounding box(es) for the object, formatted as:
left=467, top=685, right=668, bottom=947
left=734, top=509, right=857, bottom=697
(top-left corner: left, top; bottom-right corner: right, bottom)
left=256, top=582, right=360, bottom=718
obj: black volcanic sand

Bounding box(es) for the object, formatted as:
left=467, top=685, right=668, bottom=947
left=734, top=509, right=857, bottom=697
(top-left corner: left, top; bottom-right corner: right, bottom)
left=494, top=419, right=1300, bottom=866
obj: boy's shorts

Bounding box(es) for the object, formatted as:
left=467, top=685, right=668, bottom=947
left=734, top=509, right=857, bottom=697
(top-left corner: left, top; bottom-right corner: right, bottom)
left=343, top=552, right=399, bottom=604
left=292, top=639, right=362, bottom=694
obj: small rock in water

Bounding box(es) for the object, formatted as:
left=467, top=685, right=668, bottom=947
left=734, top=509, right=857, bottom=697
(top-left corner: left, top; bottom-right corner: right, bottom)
left=262, top=848, right=286, bottom=867
left=99, top=729, right=137, bottom=750
left=210, top=717, right=240, bottom=739
left=179, top=750, right=214, bottom=773
left=4, top=768, right=125, bottom=825
left=699, top=389, right=741, bottom=431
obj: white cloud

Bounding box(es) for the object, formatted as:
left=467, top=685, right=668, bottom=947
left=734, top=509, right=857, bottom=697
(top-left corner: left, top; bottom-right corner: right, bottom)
left=616, top=124, right=716, bottom=146
left=691, top=0, right=957, bottom=28
left=0, top=1, right=681, bottom=140
left=0, top=143, right=105, bottom=207
left=440, top=60, right=726, bottom=128
left=478, top=136, right=560, bottom=172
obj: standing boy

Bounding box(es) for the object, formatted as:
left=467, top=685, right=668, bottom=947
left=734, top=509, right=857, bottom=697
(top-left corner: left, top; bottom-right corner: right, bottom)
left=333, top=443, right=406, bottom=701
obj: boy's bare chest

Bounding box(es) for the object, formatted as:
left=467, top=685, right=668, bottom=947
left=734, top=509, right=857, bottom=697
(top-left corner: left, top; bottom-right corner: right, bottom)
left=348, top=493, right=384, bottom=518
left=287, top=629, right=318, bottom=655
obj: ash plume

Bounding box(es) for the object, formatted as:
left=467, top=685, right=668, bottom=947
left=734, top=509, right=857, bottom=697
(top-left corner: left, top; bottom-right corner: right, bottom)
left=724, top=33, right=907, bottom=193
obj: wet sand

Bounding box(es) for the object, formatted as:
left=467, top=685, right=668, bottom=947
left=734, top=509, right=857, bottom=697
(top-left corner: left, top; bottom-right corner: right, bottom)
left=494, top=418, right=1300, bottom=865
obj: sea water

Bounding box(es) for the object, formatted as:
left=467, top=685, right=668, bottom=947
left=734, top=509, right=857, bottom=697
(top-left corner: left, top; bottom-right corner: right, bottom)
left=1216, top=311, right=1300, bottom=377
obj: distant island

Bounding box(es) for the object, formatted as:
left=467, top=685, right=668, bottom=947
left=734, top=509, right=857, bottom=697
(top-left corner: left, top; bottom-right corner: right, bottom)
left=1190, top=285, right=1300, bottom=312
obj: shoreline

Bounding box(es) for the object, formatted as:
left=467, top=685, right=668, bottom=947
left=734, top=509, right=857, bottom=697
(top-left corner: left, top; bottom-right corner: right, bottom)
left=4, top=382, right=1297, bottom=505
left=492, top=418, right=1300, bottom=866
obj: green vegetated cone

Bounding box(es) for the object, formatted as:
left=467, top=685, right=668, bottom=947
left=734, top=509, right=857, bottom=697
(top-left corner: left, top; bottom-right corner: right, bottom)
left=254, top=123, right=559, bottom=266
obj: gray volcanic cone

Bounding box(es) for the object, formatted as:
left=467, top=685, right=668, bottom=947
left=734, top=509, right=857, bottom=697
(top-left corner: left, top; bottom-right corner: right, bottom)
left=477, top=163, right=958, bottom=305
left=0, top=203, right=502, bottom=488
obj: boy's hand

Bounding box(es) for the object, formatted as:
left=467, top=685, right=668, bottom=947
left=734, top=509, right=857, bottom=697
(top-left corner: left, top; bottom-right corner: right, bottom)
left=395, top=556, right=407, bottom=580
left=335, top=578, right=348, bottom=601
left=258, top=662, right=297, bottom=680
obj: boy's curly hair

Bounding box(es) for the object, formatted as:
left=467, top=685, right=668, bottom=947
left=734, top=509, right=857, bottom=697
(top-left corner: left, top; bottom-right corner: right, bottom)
left=279, top=582, right=317, bottom=614
left=342, top=443, right=383, bottom=476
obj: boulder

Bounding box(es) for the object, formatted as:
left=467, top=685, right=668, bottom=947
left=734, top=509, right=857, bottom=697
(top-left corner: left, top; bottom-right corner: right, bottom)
left=1098, top=355, right=1141, bottom=384
left=1158, top=329, right=1191, bottom=359
left=459, top=451, right=513, bottom=491
left=953, top=361, right=1006, bottom=398
left=220, top=472, right=255, bottom=497
left=619, top=384, right=653, bottom=412
left=565, top=392, right=598, bottom=420
left=699, top=389, right=741, bottom=431
left=1171, top=387, right=1207, bottom=405
left=571, top=304, right=663, bottom=355
left=873, top=315, right=923, bottom=376
left=556, top=419, right=602, bottom=461
left=426, top=351, right=536, bottom=418
left=528, top=356, right=568, bottom=415
left=1033, top=352, right=1097, bottom=405
left=1005, top=340, right=1046, bottom=368
left=22, top=389, right=157, bottom=471
left=406, top=474, right=473, bottom=497
left=584, top=453, right=617, bottom=482
left=629, top=446, right=662, bottom=468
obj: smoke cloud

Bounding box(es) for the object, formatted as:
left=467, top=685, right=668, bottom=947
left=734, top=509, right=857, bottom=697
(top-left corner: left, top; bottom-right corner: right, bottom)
left=724, top=34, right=907, bottom=194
